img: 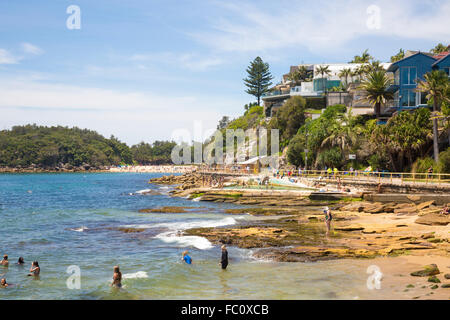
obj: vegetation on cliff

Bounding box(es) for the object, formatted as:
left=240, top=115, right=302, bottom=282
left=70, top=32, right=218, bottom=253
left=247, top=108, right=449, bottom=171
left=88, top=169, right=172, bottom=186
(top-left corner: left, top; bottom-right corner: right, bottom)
left=0, top=125, right=175, bottom=169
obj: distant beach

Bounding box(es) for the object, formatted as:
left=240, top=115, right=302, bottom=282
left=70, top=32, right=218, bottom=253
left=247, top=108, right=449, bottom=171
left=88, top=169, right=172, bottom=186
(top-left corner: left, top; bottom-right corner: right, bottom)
left=108, top=165, right=197, bottom=173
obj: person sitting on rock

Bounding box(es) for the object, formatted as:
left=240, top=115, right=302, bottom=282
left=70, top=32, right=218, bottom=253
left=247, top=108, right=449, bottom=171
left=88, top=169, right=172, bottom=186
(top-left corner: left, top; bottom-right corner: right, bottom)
left=441, top=205, right=449, bottom=215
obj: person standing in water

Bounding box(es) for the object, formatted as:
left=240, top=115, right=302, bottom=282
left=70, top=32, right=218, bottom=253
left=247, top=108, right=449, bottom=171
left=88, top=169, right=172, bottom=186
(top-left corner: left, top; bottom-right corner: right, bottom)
left=111, top=266, right=122, bottom=288
left=182, top=251, right=192, bottom=265
left=324, top=206, right=332, bottom=235
left=28, top=261, right=40, bottom=277
left=220, top=245, right=228, bottom=270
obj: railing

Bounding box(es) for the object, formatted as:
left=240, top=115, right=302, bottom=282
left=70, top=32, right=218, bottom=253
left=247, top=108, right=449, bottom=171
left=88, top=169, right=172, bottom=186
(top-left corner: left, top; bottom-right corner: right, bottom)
left=276, top=169, right=450, bottom=186
left=195, top=168, right=450, bottom=185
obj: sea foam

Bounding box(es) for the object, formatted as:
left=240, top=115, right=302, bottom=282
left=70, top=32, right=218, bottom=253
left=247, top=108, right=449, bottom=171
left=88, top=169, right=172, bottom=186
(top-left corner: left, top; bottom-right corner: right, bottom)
left=122, top=271, right=149, bottom=279
left=154, top=217, right=237, bottom=250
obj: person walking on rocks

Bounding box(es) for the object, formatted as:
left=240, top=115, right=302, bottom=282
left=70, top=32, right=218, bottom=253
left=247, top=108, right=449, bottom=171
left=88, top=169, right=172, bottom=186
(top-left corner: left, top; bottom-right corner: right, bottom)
left=324, top=206, right=332, bottom=236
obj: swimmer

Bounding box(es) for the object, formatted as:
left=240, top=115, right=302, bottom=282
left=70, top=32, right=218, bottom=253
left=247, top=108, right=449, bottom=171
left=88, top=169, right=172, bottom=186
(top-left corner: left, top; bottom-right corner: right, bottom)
left=182, top=251, right=192, bottom=265
left=1, top=255, right=9, bottom=267
left=0, top=278, right=8, bottom=288
left=111, top=266, right=122, bottom=288
left=28, top=261, right=40, bottom=277
left=17, top=257, right=25, bottom=265
left=220, top=245, right=228, bottom=270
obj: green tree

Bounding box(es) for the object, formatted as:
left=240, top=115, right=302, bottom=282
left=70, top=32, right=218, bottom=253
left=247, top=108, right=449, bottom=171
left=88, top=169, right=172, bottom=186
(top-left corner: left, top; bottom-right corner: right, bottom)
left=358, top=70, right=394, bottom=119
left=287, top=66, right=313, bottom=85
left=370, top=109, right=432, bottom=171
left=350, top=49, right=373, bottom=63
left=416, top=70, right=450, bottom=162
left=430, top=43, right=449, bottom=55
left=390, top=48, right=405, bottom=62
left=338, top=68, right=353, bottom=89
left=269, top=96, right=307, bottom=143
left=243, top=57, right=274, bottom=106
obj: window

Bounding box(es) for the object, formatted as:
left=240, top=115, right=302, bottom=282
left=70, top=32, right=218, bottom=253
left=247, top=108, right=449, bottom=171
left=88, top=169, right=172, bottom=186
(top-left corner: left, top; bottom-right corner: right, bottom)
left=400, top=89, right=417, bottom=107
left=420, top=92, right=428, bottom=105
left=400, top=67, right=417, bottom=85
left=444, top=67, right=450, bottom=76
left=394, top=69, right=400, bottom=85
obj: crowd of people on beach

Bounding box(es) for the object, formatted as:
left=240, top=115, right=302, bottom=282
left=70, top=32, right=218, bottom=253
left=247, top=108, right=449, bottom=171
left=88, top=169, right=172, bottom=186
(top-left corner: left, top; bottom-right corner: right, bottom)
left=109, top=165, right=196, bottom=174
left=201, top=175, right=225, bottom=188
left=0, top=255, right=40, bottom=288
left=1, top=246, right=229, bottom=290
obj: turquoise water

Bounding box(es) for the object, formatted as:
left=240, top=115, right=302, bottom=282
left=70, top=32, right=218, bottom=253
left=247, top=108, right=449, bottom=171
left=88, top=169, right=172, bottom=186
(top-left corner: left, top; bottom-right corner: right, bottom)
left=0, top=173, right=391, bottom=300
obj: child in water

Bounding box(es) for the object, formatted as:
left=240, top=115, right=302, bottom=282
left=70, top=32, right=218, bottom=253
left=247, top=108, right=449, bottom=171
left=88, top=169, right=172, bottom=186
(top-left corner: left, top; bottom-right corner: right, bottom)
left=111, top=266, right=122, bottom=288
left=182, top=251, right=192, bottom=264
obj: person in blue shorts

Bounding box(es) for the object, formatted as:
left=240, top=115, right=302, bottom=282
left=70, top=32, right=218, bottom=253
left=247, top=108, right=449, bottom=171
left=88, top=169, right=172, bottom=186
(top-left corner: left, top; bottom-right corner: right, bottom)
left=182, top=251, right=192, bottom=264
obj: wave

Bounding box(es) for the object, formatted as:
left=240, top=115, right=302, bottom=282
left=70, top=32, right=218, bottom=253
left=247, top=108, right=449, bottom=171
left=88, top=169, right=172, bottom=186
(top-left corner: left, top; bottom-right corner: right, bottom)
left=69, top=226, right=88, bottom=232
left=153, top=217, right=237, bottom=250
left=154, top=217, right=237, bottom=230
left=135, top=189, right=152, bottom=194
left=155, top=233, right=213, bottom=250
left=122, top=271, right=148, bottom=279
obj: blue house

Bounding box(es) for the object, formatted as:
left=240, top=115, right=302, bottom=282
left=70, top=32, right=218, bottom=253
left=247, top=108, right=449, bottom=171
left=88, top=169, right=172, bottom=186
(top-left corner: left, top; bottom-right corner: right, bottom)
left=432, top=53, right=450, bottom=75
left=386, top=51, right=450, bottom=113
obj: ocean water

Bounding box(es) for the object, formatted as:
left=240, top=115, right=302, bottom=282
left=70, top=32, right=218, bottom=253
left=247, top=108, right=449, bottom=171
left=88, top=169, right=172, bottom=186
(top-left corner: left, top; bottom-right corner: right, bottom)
left=0, top=173, right=390, bottom=300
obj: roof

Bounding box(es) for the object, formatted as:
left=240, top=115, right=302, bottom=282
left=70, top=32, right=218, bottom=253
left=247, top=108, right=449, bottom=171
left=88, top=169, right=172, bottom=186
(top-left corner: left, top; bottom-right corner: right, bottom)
left=432, top=52, right=450, bottom=67
left=387, top=51, right=437, bottom=72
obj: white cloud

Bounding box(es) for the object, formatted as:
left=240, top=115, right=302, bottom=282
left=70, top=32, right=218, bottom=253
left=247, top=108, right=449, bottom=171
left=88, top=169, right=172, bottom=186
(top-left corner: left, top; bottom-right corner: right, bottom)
left=0, top=48, right=20, bottom=64
left=130, top=52, right=225, bottom=71
left=22, top=42, right=44, bottom=55
left=190, top=0, right=450, bottom=53
left=0, top=77, right=240, bottom=144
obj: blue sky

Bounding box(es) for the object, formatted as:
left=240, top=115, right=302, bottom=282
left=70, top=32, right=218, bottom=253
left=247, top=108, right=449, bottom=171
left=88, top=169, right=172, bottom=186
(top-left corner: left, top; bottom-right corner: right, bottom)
left=0, top=0, right=449, bottom=144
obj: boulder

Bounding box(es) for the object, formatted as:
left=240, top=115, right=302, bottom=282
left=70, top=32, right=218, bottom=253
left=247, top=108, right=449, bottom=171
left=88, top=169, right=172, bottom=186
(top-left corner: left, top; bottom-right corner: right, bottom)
left=428, top=275, right=441, bottom=283
left=394, top=206, right=418, bottom=215
left=416, top=200, right=435, bottom=211
left=415, top=213, right=450, bottom=226
left=445, top=274, right=450, bottom=279
left=410, top=264, right=440, bottom=277
left=421, top=232, right=435, bottom=239
left=364, top=203, right=385, bottom=214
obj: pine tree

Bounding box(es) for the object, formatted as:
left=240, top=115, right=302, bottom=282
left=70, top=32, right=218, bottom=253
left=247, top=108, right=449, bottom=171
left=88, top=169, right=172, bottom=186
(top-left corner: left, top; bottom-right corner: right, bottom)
left=243, top=57, right=273, bottom=106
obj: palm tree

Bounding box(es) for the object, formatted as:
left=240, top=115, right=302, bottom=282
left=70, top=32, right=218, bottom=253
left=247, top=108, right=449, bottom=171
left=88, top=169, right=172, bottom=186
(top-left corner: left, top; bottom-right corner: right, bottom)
left=416, top=70, right=450, bottom=162
left=320, top=110, right=360, bottom=153
left=350, top=49, right=373, bottom=63
left=287, top=66, right=312, bottom=85
left=338, top=68, right=353, bottom=89
left=315, top=65, right=331, bottom=91
left=358, top=70, right=394, bottom=120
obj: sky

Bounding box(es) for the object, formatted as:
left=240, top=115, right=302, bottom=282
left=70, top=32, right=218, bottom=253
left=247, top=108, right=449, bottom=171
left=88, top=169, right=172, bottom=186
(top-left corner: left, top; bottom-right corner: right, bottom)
left=0, top=0, right=449, bottom=145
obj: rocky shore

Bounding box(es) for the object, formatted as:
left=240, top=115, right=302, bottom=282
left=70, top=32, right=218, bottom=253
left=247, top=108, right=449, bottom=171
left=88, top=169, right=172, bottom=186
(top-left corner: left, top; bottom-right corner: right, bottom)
left=147, top=172, right=450, bottom=296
